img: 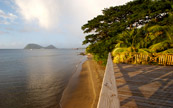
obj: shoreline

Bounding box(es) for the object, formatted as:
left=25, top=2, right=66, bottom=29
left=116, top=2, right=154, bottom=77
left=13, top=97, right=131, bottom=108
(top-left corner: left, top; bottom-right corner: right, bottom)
left=60, top=55, right=105, bottom=108
left=59, top=56, right=87, bottom=108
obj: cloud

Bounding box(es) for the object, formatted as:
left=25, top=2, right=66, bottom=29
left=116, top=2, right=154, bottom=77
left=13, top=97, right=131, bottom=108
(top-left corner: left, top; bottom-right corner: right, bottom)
left=5, top=27, right=14, bottom=31
left=0, top=9, right=17, bottom=24
left=4, top=26, right=40, bottom=33
left=66, top=0, right=132, bottom=22
left=0, top=31, right=9, bottom=35
left=14, top=0, right=132, bottom=30
left=58, top=0, right=133, bottom=38
left=15, top=0, right=59, bottom=29
left=19, top=26, right=40, bottom=33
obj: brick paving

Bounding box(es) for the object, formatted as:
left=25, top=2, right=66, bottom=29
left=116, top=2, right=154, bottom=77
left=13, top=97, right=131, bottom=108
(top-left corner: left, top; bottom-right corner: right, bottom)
left=114, top=64, right=173, bottom=108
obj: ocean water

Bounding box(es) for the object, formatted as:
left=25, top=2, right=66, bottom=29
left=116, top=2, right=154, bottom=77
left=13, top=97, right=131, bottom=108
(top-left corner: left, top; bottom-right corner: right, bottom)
left=0, top=49, right=86, bottom=108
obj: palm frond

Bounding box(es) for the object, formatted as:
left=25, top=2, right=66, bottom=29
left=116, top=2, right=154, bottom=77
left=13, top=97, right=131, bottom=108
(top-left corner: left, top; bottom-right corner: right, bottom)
left=112, top=47, right=128, bottom=56
left=165, top=25, right=173, bottom=43
left=138, top=49, right=151, bottom=54
left=160, top=49, right=173, bottom=54
left=115, top=43, right=121, bottom=48
left=149, top=41, right=169, bottom=52
left=147, top=25, right=164, bottom=33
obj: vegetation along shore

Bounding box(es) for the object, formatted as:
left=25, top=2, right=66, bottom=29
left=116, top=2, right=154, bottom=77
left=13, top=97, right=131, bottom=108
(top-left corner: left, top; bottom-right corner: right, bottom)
left=82, top=0, right=173, bottom=65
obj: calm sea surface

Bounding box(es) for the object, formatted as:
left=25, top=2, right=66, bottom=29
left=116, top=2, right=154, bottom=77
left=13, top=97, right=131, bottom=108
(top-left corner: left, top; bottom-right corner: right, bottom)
left=0, top=49, right=86, bottom=108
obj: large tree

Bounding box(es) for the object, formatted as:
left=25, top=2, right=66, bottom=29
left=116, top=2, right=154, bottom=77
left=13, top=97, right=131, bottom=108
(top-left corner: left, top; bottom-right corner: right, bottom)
left=82, top=0, right=173, bottom=64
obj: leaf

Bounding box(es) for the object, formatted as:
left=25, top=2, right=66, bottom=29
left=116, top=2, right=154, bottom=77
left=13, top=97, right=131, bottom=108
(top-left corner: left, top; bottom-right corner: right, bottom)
left=149, top=41, right=169, bottom=52
left=160, top=49, right=173, bottom=54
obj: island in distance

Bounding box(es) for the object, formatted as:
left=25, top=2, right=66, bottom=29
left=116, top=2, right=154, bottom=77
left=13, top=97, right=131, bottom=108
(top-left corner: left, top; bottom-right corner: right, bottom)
left=24, top=44, right=57, bottom=49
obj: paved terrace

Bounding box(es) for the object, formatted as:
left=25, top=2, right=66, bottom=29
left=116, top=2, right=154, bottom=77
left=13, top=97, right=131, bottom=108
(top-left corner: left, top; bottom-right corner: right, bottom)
left=114, top=64, right=173, bottom=108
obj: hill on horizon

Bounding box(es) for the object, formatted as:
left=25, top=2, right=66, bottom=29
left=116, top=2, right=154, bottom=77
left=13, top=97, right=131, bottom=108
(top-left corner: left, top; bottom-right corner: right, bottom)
left=24, top=44, right=57, bottom=49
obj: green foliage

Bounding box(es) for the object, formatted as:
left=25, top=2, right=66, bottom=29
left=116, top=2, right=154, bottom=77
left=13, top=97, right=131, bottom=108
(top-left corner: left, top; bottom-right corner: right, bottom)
left=82, top=0, right=173, bottom=64
left=112, top=48, right=129, bottom=55
left=149, top=41, right=169, bottom=52
left=161, top=49, right=173, bottom=54
left=138, top=49, right=151, bottom=54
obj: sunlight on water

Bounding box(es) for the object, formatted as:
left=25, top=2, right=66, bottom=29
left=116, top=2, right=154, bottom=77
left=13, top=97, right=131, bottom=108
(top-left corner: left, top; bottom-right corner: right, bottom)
left=0, top=49, right=85, bottom=108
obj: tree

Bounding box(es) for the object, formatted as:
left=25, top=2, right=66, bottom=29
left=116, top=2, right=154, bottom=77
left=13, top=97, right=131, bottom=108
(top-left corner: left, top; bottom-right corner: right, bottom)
left=82, top=0, right=173, bottom=64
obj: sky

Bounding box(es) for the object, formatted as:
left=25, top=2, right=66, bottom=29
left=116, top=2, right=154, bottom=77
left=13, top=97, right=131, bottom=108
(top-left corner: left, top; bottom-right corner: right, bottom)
left=0, top=0, right=132, bottom=49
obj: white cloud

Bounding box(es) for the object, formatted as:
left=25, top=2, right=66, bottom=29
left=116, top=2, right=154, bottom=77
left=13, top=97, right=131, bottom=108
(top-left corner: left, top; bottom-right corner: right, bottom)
left=14, top=0, right=132, bottom=30
left=0, top=9, right=17, bottom=24
left=67, top=0, right=132, bottom=22
left=58, top=0, right=133, bottom=37
left=15, top=0, right=59, bottom=29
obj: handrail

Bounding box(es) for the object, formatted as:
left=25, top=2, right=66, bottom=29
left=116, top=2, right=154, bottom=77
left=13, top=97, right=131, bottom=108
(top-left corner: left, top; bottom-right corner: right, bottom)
left=97, top=53, right=120, bottom=108
left=112, top=53, right=173, bottom=65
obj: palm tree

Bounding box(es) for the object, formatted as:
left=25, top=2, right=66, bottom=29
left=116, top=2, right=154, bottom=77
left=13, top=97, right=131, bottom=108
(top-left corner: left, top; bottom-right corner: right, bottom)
left=112, top=28, right=150, bottom=63
left=147, top=25, right=173, bottom=53
left=112, top=23, right=173, bottom=63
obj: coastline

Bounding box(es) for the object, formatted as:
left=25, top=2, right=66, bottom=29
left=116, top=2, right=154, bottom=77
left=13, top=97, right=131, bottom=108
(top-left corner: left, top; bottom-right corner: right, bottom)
left=60, top=55, right=105, bottom=108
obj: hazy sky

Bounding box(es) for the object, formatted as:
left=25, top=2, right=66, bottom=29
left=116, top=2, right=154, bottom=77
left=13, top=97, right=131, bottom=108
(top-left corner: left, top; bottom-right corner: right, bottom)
left=0, top=0, right=132, bottom=49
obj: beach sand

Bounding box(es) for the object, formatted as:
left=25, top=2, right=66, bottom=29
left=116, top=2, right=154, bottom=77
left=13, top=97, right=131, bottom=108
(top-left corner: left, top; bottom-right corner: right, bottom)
left=60, top=56, right=105, bottom=108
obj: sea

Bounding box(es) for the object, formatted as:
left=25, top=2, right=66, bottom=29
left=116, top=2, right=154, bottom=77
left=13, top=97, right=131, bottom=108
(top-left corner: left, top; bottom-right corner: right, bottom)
left=0, top=49, right=86, bottom=108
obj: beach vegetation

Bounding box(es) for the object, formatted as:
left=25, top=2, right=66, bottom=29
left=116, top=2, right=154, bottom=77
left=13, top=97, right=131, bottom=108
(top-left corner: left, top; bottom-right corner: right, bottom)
left=82, top=0, right=173, bottom=65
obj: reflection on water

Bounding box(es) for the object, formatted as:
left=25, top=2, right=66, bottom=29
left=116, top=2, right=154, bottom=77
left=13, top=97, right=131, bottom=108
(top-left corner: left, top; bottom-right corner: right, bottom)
left=0, top=49, right=85, bottom=108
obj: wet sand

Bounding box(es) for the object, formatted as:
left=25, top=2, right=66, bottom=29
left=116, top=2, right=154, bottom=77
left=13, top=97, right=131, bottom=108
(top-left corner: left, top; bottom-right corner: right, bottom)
left=60, top=56, right=105, bottom=108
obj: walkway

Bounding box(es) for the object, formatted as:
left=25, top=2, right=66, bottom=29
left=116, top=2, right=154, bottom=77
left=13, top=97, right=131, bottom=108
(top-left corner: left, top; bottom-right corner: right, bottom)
left=114, top=64, right=173, bottom=108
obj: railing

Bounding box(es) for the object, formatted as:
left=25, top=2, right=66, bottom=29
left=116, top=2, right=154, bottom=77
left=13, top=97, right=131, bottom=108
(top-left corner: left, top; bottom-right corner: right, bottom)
left=97, top=53, right=120, bottom=108
left=113, top=53, right=173, bottom=66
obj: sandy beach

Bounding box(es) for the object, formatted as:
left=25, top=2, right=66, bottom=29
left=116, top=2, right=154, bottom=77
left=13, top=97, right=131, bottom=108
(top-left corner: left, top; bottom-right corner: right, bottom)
left=60, top=56, right=105, bottom=108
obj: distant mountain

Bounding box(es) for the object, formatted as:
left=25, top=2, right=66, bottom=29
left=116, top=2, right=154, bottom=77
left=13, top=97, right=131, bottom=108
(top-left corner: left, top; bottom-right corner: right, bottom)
left=45, top=45, right=57, bottom=49
left=24, top=44, right=57, bottom=49
left=24, top=44, right=43, bottom=49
